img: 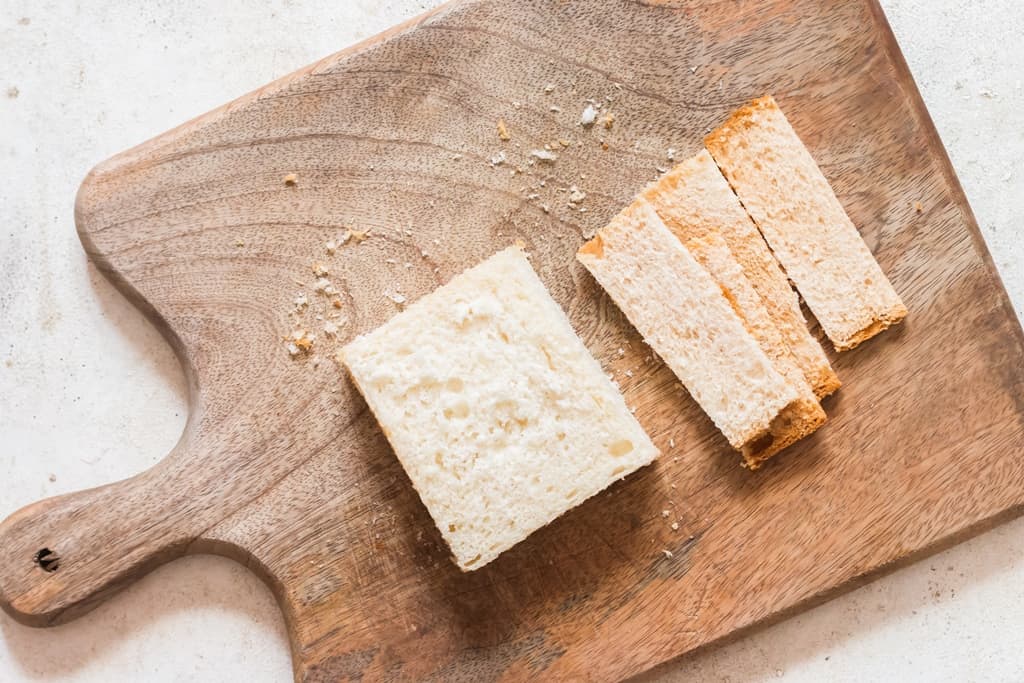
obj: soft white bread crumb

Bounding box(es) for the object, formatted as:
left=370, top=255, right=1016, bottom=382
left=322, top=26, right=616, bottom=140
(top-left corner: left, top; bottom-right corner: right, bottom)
left=705, top=96, right=907, bottom=351
left=342, top=247, right=658, bottom=570
left=640, top=151, right=839, bottom=398
left=577, top=201, right=805, bottom=462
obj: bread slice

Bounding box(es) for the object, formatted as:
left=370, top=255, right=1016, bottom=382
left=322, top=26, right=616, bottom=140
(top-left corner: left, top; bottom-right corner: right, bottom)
left=577, top=201, right=819, bottom=468
left=704, top=95, right=907, bottom=351
left=685, top=235, right=826, bottom=465
left=640, top=151, right=840, bottom=398
left=342, top=247, right=659, bottom=570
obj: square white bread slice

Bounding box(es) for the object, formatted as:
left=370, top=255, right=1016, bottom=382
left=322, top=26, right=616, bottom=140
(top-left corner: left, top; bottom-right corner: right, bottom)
left=577, top=201, right=817, bottom=468
left=342, top=247, right=658, bottom=571
left=684, top=234, right=826, bottom=459
left=640, top=151, right=840, bottom=398
left=705, top=95, right=908, bottom=351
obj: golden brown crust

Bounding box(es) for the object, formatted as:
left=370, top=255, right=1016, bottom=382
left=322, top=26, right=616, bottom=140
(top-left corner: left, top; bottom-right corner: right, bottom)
left=835, top=301, right=909, bottom=351
left=810, top=364, right=842, bottom=399
left=703, top=95, right=780, bottom=152
left=741, top=396, right=826, bottom=469
left=577, top=233, right=605, bottom=260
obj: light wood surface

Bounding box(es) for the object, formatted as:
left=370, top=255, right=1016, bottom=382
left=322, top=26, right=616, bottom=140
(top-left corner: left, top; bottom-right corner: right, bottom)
left=3, top=0, right=1024, bottom=680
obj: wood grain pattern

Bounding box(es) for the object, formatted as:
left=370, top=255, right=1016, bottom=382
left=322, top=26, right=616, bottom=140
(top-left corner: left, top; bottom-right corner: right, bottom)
left=3, top=0, right=1024, bottom=680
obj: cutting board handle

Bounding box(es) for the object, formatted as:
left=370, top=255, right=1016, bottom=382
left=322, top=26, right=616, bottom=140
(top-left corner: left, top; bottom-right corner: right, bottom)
left=0, top=454, right=194, bottom=627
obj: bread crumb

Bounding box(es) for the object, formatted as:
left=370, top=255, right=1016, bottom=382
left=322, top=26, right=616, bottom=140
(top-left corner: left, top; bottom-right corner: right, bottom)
left=283, top=173, right=298, bottom=186
left=540, top=203, right=551, bottom=214
left=531, top=149, right=557, bottom=163
left=451, top=153, right=463, bottom=160
left=349, top=229, right=368, bottom=243
left=289, top=330, right=315, bottom=355
left=293, top=293, right=308, bottom=308
left=913, top=201, right=924, bottom=213
left=497, top=118, right=511, bottom=141
left=624, top=370, right=633, bottom=378
left=314, top=277, right=336, bottom=295
left=386, top=291, right=407, bottom=306
left=661, top=549, right=674, bottom=559
left=669, top=438, right=675, bottom=448
left=544, top=83, right=555, bottom=93
left=332, top=299, right=343, bottom=309
left=234, top=238, right=245, bottom=247
left=580, top=104, right=598, bottom=127
left=568, top=185, right=586, bottom=205
left=600, top=112, right=615, bottom=129
left=667, top=148, right=676, bottom=161
left=550, top=105, right=561, bottom=113
left=325, top=240, right=337, bottom=254
left=671, top=522, right=679, bottom=531
left=661, top=509, right=670, bottom=518
left=490, top=151, right=507, bottom=166
left=312, top=263, right=329, bottom=277
left=601, top=142, right=609, bottom=151
left=48, top=473, right=56, bottom=482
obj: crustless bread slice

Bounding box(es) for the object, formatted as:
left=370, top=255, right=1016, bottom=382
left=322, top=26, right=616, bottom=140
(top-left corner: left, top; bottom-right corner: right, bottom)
left=705, top=95, right=907, bottom=351
left=577, top=201, right=819, bottom=468
left=641, top=151, right=840, bottom=398
left=342, top=247, right=658, bottom=570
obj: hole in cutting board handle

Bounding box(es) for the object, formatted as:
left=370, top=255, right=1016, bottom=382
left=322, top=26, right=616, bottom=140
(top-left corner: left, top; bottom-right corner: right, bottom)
left=34, top=547, right=60, bottom=572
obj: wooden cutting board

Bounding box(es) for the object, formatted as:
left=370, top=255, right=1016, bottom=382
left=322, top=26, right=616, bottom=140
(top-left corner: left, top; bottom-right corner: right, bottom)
left=3, top=0, right=1024, bottom=680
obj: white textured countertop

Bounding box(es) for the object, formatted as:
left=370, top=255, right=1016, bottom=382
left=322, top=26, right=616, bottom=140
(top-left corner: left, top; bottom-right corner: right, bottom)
left=1, top=1, right=1021, bottom=680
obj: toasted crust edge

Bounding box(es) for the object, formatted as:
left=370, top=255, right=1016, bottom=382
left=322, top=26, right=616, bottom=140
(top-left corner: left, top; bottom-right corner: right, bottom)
left=741, top=396, right=826, bottom=469
left=810, top=363, right=842, bottom=399
left=703, top=95, right=780, bottom=151
left=833, top=301, right=909, bottom=351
